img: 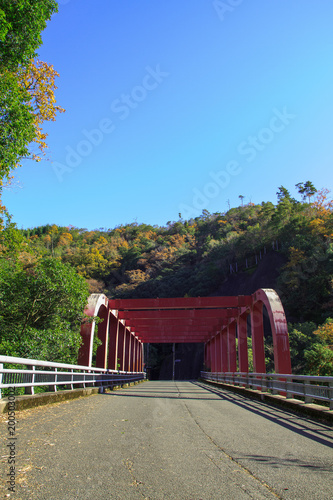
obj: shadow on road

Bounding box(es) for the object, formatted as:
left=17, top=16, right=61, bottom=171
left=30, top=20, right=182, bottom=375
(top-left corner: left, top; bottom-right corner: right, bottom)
left=238, top=454, right=332, bottom=473
left=193, top=381, right=333, bottom=450
left=105, top=380, right=333, bottom=450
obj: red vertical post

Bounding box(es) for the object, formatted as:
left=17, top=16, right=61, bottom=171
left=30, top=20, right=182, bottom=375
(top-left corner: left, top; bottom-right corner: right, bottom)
left=117, top=322, right=126, bottom=371
left=237, top=313, right=249, bottom=373
left=132, top=337, right=137, bottom=372
left=212, top=335, right=218, bottom=373
left=137, top=340, right=141, bottom=372
left=135, top=337, right=139, bottom=372
left=124, top=329, right=131, bottom=372
left=227, top=322, right=237, bottom=372
left=130, top=334, right=135, bottom=372
left=221, top=329, right=228, bottom=372
left=205, top=341, right=211, bottom=371
left=140, top=342, right=144, bottom=372
left=209, top=338, right=214, bottom=372
left=210, top=337, right=214, bottom=372
left=215, top=332, right=222, bottom=372
left=107, top=313, right=119, bottom=371
left=251, top=302, right=266, bottom=373
left=78, top=322, right=92, bottom=367
left=95, top=305, right=109, bottom=368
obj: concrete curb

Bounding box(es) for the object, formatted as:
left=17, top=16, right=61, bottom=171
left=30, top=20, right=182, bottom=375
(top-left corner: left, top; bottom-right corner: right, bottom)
left=0, top=378, right=148, bottom=413
left=0, top=387, right=100, bottom=414
left=200, top=379, right=333, bottom=425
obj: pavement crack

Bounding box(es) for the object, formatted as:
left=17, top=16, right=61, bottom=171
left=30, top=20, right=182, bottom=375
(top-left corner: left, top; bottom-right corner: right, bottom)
left=182, top=400, right=283, bottom=500
left=123, top=459, right=147, bottom=498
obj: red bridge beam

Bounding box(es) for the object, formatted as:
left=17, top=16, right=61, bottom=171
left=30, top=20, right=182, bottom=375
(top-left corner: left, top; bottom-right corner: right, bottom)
left=125, top=318, right=225, bottom=327
left=128, top=328, right=223, bottom=336
left=109, top=296, right=252, bottom=310
left=118, top=309, right=238, bottom=320
left=134, top=335, right=207, bottom=344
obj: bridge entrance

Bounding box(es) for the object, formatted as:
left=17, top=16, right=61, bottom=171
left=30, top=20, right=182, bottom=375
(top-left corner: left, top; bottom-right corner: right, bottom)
left=146, top=343, right=204, bottom=380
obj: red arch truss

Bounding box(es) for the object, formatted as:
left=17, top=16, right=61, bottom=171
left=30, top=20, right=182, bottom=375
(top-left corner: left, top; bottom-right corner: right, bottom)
left=78, top=289, right=291, bottom=375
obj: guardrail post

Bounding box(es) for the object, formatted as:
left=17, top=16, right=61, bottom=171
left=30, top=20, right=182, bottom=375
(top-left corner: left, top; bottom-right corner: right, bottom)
left=261, top=375, right=266, bottom=393
left=70, top=369, right=74, bottom=390
left=329, top=382, right=333, bottom=410
left=0, top=363, right=3, bottom=398
left=304, top=379, right=312, bottom=404
left=25, top=365, right=35, bottom=395
left=286, top=377, right=292, bottom=399
left=49, top=368, right=57, bottom=393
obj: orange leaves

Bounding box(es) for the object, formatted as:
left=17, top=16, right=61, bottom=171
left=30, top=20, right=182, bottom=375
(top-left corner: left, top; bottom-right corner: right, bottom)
left=313, top=319, right=333, bottom=348
left=285, top=247, right=305, bottom=268
left=141, top=230, right=157, bottom=241
left=312, top=188, right=333, bottom=214
left=309, top=189, right=333, bottom=239
left=126, top=269, right=149, bottom=284
left=168, top=234, right=186, bottom=247
left=20, top=59, right=65, bottom=160
left=44, top=234, right=51, bottom=245
left=119, top=240, right=129, bottom=250
left=57, top=232, right=73, bottom=247
left=309, top=218, right=326, bottom=236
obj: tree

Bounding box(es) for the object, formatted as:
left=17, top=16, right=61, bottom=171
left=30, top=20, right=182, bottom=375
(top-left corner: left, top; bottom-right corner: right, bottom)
left=0, top=257, right=89, bottom=362
left=296, top=181, right=317, bottom=203
left=276, top=185, right=291, bottom=202
left=0, top=1, right=61, bottom=181
left=0, top=0, right=58, bottom=70
left=239, top=195, right=245, bottom=206
left=305, top=343, right=333, bottom=376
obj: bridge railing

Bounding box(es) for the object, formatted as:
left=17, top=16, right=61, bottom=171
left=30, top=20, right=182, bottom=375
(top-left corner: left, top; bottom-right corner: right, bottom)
left=0, top=355, right=146, bottom=398
left=200, top=371, right=333, bottom=409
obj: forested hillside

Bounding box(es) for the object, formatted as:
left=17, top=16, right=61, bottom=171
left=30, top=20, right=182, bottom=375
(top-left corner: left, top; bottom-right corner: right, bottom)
left=1, top=182, right=333, bottom=374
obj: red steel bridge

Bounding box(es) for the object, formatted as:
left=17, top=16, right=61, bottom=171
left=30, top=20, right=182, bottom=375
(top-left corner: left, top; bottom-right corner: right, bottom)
left=78, top=288, right=292, bottom=376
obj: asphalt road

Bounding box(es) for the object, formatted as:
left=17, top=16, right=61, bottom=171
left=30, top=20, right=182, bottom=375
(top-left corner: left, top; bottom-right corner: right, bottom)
left=1, top=381, right=332, bottom=500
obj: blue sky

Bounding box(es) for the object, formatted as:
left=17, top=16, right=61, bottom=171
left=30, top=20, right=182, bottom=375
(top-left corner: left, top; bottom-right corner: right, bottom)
left=3, top=0, right=333, bottom=230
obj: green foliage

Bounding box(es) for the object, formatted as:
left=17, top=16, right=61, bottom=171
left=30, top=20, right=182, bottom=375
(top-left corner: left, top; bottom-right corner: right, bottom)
left=287, top=322, right=317, bottom=373
left=303, top=317, right=333, bottom=375
left=0, top=256, right=89, bottom=363
left=0, top=0, right=58, bottom=70
left=0, top=72, right=36, bottom=179
left=304, top=344, right=333, bottom=376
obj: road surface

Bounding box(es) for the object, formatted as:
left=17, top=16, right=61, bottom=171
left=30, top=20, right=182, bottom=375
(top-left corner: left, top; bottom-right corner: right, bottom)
left=1, top=381, right=332, bottom=499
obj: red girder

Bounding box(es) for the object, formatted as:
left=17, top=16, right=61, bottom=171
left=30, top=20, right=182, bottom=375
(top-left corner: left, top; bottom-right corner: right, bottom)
left=118, top=308, right=238, bottom=320
left=124, top=318, right=224, bottom=327
left=132, top=327, right=220, bottom=335
left=136, top=339, right=212, bottom=344
left=109, top=296, right=252, bottom=310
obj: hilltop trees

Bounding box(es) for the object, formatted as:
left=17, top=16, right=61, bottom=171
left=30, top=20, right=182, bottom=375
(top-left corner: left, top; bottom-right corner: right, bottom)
left=296, top=181, right=317, bottom=203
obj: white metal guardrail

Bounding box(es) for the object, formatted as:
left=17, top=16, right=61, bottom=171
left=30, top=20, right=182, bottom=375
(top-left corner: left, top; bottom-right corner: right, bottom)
left=0, top=356, right=146, bottom=398
left=201, top=371, right=333, bottom=409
